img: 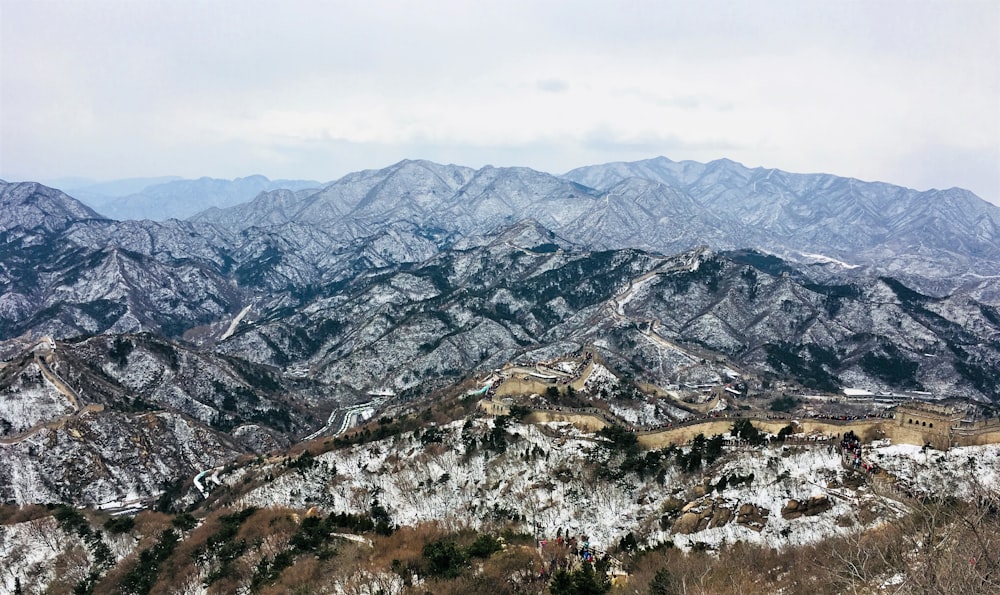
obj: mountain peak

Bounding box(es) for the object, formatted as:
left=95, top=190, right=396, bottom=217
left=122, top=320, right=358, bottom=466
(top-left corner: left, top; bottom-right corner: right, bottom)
left=0, top=180, right=107, bottom=233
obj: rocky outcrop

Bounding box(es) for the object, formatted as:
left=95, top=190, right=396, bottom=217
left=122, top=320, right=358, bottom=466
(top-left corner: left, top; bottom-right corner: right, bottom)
left=781, top=494, right=832, bottom=520
left=672, top=498, right=738, bottom=534
left=736, top=503, right=769, bottom=532
left=673, top=495, right=824, bottom=534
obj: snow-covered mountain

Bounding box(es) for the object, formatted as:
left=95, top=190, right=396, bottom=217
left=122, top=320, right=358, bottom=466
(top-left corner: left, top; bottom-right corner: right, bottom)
left=564, top=156, right=1000, bottom=282
left=187, top=158, right=1000, bottom=290
left=0, top=181, right=107, bottom=234
left=3, top=183, right=998, bottom=516
left=2, top=178, right=999, bottom=403
left=74, top=175, right=323, bottom=222
left=2, top=159, right=1000, bottom=593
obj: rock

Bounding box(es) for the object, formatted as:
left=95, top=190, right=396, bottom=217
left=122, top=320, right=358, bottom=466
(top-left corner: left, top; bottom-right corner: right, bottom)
left=673, top=511, right=703, bottom=534
left=782, top=499, right=803, bottom=520
left=782, top=495, right=831, bottom=520
left=672, top=498, right=740, bottom=534
left=736, top=503, right=769, bottom=532
left=804, top=494, right=832, bottom=516
left=662, top=497, right=686, bottom=513
left=709, top=506, right=733, bottom=528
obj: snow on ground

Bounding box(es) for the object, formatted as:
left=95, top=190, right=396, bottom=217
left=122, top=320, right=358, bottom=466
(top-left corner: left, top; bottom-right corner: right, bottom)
left=655, top=445, right=890, bottom=551
left=657, top=399, right=694, bottom=421
left=220, top=305, right=252, bottom=341
left=0, top=517, right=85, bottom=593
left=797, top=252, right=860, bottom=269
left=616, top=272, right=661, bottom=313
left=1, top=512, right=143, bottom=594
left=609, top=401, right=658, bottom=426
left=867, top=443, right=1000, bottom=497
left=708, top=399, right=729, bottom=413
left=585, top=365, right=686, bottom=427
left=0, top=384, right=72, bottom=435
left=554, top=361, right=577, bottom=374
left=583, top=363, right=618, bottom=394
left=229, top=421, right=979, bottom=552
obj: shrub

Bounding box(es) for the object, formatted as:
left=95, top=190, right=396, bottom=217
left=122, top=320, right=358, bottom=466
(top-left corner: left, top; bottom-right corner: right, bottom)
left=732, top=419, right=767, bottom=447
left=118, top=529, right=178, bottom=595
left=103, top=515, right=135, bottom=534
left=171, top=513, right=197, bottom=531
left=770, top=396, right=799, bottom=412
left=423, top=539, right=468, bottom=578
left=598, top=425, right=639, bottom=453
left=468, top=533, right=503, bottom=559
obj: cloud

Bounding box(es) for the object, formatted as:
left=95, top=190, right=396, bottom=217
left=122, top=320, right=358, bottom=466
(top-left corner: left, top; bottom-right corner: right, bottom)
left=536, top=79, right=570, bottom=93
left=0, top=0, right=996, bottom=203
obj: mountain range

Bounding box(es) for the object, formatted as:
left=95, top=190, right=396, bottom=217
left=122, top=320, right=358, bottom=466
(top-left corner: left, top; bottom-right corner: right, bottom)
left=3, top=157, right=1000, bottom=593
left=1, top=156, right=1000, bottom=507
left=191, top=157, right=1000, bottom=299
left=68, top=175, right=323, bottom=222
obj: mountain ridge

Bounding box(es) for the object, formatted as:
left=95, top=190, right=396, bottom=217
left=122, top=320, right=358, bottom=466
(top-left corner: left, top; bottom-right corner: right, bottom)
left=2, top=158, right=999, bottom=594
left=74, top=175, right=324, bottom=222
left=180, top=157, right=1000, bottom=288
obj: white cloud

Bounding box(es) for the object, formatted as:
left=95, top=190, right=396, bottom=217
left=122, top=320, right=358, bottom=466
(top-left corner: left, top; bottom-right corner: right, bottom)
left=1, top=0, right=996, bottom=202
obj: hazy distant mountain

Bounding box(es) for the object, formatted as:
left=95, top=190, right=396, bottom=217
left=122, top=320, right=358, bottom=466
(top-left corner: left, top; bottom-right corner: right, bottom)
left=75, top=175, right=323, bottom=221
left=65, top=175, right=183, bottom=200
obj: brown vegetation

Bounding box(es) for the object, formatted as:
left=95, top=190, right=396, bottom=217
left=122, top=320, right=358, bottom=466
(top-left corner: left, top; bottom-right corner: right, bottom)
left=4, top=484, right=998, bottom=595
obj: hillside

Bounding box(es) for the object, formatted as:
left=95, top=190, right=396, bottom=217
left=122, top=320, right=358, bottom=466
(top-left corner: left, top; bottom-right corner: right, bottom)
left=2, top=408, right=997, bottom=593
left=2, top=158, right=1000, bottom=593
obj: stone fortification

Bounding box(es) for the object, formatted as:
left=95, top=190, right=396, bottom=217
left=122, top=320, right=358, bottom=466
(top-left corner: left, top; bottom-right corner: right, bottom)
left=480, top=398, right=1000, bottom=450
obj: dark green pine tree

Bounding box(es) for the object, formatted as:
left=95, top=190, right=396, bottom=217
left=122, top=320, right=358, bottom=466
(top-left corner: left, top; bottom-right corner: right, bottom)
left=648, top=567, right=676, bottom=594
left=572, top=562, right=610, bottom=595
left=549, top=569, right=575, bottom=594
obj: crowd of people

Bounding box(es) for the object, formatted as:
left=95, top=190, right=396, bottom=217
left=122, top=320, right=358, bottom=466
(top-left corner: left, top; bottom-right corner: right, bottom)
left=840, top=430, right=880, bottom=474
left=536, top=534, right=616, bottom=579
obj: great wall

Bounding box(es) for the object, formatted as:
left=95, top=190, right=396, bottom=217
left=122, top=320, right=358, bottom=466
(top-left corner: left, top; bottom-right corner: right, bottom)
left=477, top=354, right=1000, bottom=451
left=473, top=261, right=1000, bottom=452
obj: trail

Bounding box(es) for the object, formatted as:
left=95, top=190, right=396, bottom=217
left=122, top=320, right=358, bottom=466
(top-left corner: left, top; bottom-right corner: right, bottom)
left=35, top=353, right=81, bottom=412
left=605, top=250, right=732, bottom=373
left=0, top=339, right=105, bottom=446
left=220, top=305, right=253, bottom=341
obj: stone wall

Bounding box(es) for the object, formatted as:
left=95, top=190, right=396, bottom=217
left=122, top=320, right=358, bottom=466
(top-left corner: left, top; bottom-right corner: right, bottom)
left=480, top=399, right=1000, bottom=450
left=882, top=423, right=951, bottom=450
left=493, top=361, right=595, bottom=398
left=523, top=410, right=608, bottom=432
left=494, top=377, right=552, bottom=398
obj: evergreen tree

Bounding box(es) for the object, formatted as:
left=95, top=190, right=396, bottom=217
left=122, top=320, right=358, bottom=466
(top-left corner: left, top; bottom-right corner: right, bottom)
left=648, top=567, right=676, bottom=594
left=572, top=562, right=610, bottom=595
left=549, top=569, right=575, bottom=594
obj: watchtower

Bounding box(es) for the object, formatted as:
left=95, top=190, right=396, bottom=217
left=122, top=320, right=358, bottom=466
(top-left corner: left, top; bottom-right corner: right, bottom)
left=892, top=403, right=964, bottom=449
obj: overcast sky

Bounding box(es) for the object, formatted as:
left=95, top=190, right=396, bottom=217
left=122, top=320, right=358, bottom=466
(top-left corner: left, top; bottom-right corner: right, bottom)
left=2, top=0, right=998, bottom=203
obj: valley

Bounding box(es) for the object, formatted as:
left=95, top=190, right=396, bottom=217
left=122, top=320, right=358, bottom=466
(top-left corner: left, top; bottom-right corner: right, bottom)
left=1, top=157, right=999, bottom=593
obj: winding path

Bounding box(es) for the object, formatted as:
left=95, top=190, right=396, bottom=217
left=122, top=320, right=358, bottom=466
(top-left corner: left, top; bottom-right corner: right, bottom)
left=0, top=341, right=104, bottom=446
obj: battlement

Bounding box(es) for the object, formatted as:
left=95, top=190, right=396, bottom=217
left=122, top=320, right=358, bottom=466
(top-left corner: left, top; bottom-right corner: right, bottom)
left=894, top=403, right=963, bottom=427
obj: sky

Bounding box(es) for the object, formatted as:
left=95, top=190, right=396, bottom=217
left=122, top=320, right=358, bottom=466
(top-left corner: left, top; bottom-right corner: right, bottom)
left=1, top=0, right=998, bottom=203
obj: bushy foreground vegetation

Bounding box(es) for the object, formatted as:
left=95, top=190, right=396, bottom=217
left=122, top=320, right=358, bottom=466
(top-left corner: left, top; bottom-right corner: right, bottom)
left=3, top=482, right=997, bottom=594
left=2, top=390, right=997, bottom=594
